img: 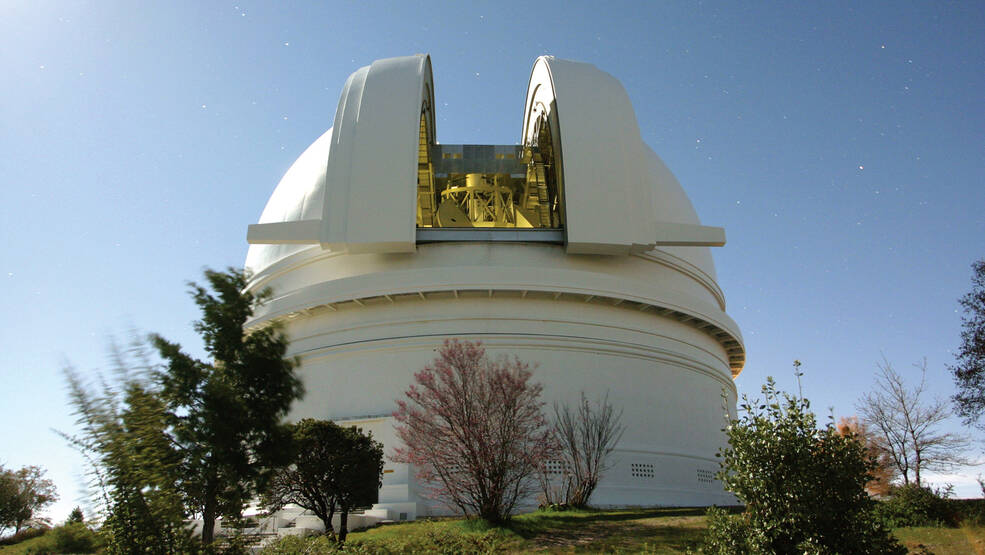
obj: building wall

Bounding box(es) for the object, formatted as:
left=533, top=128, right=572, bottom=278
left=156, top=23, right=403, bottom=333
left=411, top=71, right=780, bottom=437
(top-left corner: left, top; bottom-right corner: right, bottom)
left=259, top=243, right=740, bottom=515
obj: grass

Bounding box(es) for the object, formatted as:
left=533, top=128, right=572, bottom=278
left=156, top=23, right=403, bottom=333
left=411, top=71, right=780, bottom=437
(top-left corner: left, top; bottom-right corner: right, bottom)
left=0, top=533, right=51, bottom=554
left=348, top=507, right=985, bottom=554
left=893, top=525, right=985, bottom=555
left=4, top=509, right=984, bottom=553
left=347, top=507, right=713, bottom=553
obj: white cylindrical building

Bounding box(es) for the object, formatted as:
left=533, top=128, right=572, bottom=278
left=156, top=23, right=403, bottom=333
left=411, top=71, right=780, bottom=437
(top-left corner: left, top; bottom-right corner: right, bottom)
left=244, top=55, right=744, bottom=520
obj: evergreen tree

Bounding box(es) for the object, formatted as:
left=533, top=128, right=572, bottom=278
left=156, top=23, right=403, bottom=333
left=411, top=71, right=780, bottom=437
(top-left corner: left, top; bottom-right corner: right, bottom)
left=152, top=268, right=304, bottom=545
left=66, top=506, right=85, bottom=524
left=62, top=349, right=191, bottom=555
left=952, top=259, right=985, bottom=427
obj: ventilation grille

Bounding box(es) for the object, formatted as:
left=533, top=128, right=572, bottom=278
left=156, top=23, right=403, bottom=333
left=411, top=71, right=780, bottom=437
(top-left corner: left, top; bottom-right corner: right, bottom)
left=697, top=468, right=716, bottom=484
left=630, top=463, right=654, bottom=479
left=543, top=460, right=570, bottom=475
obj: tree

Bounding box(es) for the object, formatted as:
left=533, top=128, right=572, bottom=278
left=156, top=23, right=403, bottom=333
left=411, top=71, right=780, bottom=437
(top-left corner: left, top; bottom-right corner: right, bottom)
left=392, top=339, right=555, bottom=524
left=836, top=416, right=897, bottom=496
left=0, top=464, right=57, bottom=537
left=704, top=377, right=904, bottom=554
left=66, top=506, right=85, bottom=525
left=263, top=419, right=384, bottom=543
left=542, top=392, right=624, bottom=508
left=61, top=344, right=192, bottom=555
left=151, top=268, right=304, bottom=545
left=857, top=358, right=968, bottom=487
left=951, top=259, right=985, bottom=426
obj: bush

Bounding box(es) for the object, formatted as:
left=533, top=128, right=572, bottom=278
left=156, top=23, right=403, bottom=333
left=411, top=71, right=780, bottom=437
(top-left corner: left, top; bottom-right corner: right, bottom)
left=951, top=498, right=985, bottom=526
left=50, top=522, right=99, bottom=553
left=20, top=523, right=100, bottom=554
left=393, top=340, right=554, bottom=525
left=261, top=535, right=340, bottom=555
left=702, top=377, right=906, bottom=554
left=875, top=484, right=955, bottom=527
left=703, top=507, right=752, bottom=553
left=260, top=529, right=503, bottom=554
left=397, top=529, right=502, bottom=553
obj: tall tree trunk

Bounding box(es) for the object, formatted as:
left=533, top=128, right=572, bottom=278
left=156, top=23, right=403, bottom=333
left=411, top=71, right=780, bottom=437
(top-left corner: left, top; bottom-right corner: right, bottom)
left=338, top=507, right=349, bottom=544
left=201, top=499, right=217, bottom=545
left=315, top=501, right=336, bottom=538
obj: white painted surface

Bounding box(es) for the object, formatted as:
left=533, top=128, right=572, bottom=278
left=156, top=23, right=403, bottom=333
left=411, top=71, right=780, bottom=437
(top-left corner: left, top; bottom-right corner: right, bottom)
left=243, top=55, right=744, bottom=516
left=244, top=242, right=742, bottom=515
left=322, top=55, right=434, bottom=254
left=522, top=56, right=653, bottom=255
left=244, top=129, right=329, bottom=273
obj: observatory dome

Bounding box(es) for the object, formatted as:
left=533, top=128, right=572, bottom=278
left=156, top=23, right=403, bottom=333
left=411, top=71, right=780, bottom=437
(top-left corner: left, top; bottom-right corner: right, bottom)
left=245, top=131, right=718, bottom=284
left=245, top=55, right=744, bottom=521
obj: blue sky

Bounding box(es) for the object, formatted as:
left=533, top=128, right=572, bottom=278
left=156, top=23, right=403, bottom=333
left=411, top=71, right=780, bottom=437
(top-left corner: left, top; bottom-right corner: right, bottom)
left=2, top=1, right=983, bottom=519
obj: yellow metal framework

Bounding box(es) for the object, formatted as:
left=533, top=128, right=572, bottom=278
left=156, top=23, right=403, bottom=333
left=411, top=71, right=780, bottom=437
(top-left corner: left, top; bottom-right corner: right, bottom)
left=416, top=113, right=563, bottom=229
left=416, top=112, right=436, bottom=227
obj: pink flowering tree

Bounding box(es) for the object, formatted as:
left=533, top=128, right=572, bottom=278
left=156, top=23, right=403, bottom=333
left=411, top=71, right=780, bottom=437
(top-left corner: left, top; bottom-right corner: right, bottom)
left=392, top=339, right=556, bottom=523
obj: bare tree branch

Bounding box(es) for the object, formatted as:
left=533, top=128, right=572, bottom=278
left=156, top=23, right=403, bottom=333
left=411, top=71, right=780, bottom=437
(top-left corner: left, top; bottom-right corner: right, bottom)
left=857, top=357, right=969, bottom=487
left=544, top=391, right=625, bottom=508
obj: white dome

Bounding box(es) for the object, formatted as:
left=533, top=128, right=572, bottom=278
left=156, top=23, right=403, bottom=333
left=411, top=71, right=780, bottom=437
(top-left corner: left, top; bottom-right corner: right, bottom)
left=643, top=144, right=718, bottom=282
left=241, top=55, right=744, bottom=519
left=245, top=128, right=331, bottom=274
left=246, top=132, right=719, bottom=282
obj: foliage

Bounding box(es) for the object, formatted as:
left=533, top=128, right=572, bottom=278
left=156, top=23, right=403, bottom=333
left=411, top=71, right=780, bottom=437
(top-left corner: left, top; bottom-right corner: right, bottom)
left=704, top=377, right=905, bottom=555
left=60, top=268, right=303, bottom=549
left=875, top=484, right=954, bottom=528
left=259, top=507, right=985, bottom=555
left=260, top=528, right=503, bottom=555
left=150, top=267, right=304, bottom=544
left=539, top=391, right=624, bottom=508
left=63, top=508, right=83, bottom=526
left=835, top=416, right=897, bottom=496
left=392, top=339, right=555, bottom=524
left=5, top=523, right=100, bottom=554
left=952, top=259, right=985, bottom=427
left=61, top=344, right=194, bottom=555
left=703, top=507, right=752, bottom=554
left=949, top=498, right=985, bottom=526
left=260, top=535, right=342, bottom=555
left=858, top=358, right=968, bottom=486
left=33, top=522, right=100, bottom=554
left=0, top=465, right=57, bottom=537
left=269, top=507, right=712, bottom=554
left=263, top=419, right=384, bottom=543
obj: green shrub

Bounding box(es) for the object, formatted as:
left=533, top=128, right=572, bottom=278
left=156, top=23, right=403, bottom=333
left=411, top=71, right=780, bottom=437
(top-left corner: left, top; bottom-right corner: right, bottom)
left=54, top=522, right=99, bottom=553
left=261, top=529, right=503, bottom=554
left=703, top=507, right=752, bottom=553
left=876, top=484, right=955, bottom=527
left=261, top=535, right=330, bottom=554
left=702, top=378, right=906, bottom=554
left=22, top=522, right=100, bottom=554
left=397, top=528, right=501, bottom=553
left=951, top=498, right=985, bottom=526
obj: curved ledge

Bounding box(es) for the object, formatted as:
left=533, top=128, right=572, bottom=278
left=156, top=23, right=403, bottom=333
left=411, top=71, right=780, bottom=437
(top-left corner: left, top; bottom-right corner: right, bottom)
left=249, top=281, right=745, bottom=376
left=636, top=249, right=725, bottom=311
left=289, top=326, right=738, bottom=392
